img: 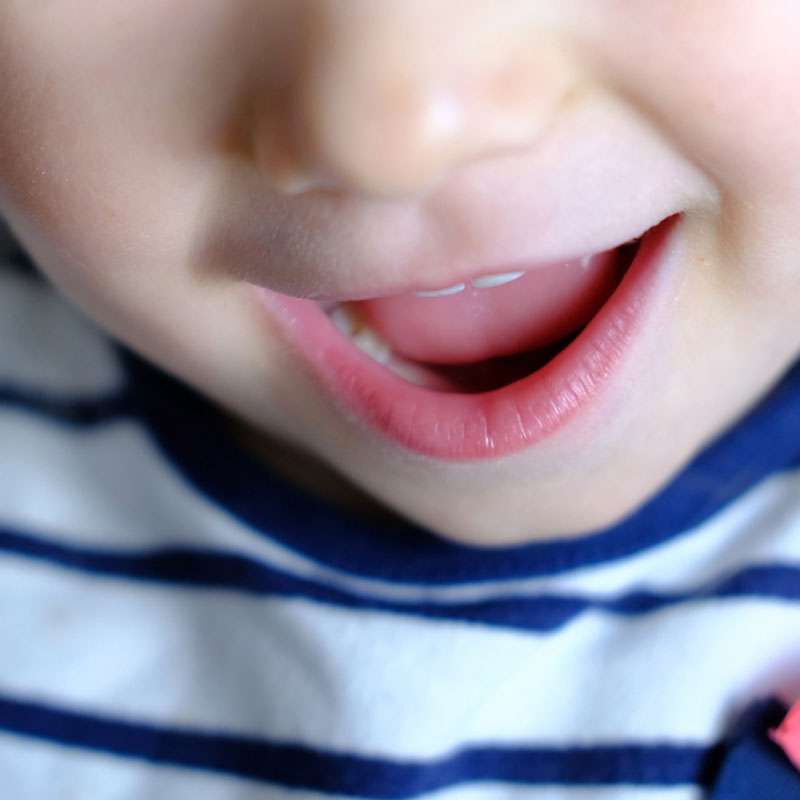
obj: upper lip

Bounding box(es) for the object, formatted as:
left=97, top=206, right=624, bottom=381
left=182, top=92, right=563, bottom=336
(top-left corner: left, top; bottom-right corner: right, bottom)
left=250, top=210, right=663, bottom=304
left=216, top=115, right=706, bottom=302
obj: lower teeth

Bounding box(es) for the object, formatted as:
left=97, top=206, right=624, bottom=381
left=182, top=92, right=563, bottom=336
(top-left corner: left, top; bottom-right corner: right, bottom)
left=326, top=302, right=587, bottom=394
left=330, top=305, right=390, bottom=363
left=328, top=303, right=451, bottom=389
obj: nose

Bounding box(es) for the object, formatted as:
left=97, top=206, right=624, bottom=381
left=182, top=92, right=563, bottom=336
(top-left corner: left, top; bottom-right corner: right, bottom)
left=254, top=1, right=578, bottom=198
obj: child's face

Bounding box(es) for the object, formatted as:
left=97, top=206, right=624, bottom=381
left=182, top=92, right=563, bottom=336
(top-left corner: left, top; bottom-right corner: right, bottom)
left=2, top=3, right=800, bottom=545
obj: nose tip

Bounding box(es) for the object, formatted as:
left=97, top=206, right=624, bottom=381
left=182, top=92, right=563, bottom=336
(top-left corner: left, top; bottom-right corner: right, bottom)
left=299, top=71, right=540, bottom=197
left=254, top=6, right=576, bottom=198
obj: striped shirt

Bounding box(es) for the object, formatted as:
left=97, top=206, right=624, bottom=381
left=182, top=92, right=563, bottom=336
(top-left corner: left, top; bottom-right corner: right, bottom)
left=1, top=219, right=799, bottom=799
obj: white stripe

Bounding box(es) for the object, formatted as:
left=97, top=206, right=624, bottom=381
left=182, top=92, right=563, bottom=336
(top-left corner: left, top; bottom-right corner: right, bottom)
left=1, top=555, right=797, bottom=759
left=0, top=733, right=703, bottom=800
left=0, top=731, right=340, bottom=800
left=0, top=411, right=255, bottom=551
left=2, top=408, right=800, bottom=608
left=0, top=267, right=123, bottom=397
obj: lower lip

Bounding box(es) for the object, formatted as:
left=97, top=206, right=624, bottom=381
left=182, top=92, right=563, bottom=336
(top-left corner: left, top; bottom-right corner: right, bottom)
left=253, top=215, right=681, bottom=461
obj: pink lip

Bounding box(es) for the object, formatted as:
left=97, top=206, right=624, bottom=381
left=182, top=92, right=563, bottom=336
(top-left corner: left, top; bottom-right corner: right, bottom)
left=253, top=214, right=681, bottom=460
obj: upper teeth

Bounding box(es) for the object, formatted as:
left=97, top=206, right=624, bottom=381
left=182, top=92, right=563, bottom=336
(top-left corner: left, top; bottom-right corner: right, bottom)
left=414, top=270, right=525, bottom=298
left=414, top=282, right=467, bottom=298
left=470, top=271, right=525, bottom=289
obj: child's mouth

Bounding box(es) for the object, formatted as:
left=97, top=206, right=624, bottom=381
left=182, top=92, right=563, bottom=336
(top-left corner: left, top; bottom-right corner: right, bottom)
left=322, top=240, right=639, bottom=394
left=253, top=214, right=682, bottom=460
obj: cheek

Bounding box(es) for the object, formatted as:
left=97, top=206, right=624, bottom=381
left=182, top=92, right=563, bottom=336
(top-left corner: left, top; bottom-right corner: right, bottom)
left=0, top=2, right=256, bottom=273
left=0, top=10, right=286, bottom=428
left=582, top=2, right=800, bottom=203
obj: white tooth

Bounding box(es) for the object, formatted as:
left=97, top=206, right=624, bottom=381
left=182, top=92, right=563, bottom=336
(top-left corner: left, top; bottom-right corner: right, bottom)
left=386, top=360, right=432, bottom=387
left=352, top=326, right=392, bottom=364
left=579, top=255, right=593, bottom=269
left=471, top=271, right=525, bottom=289
left=415, top=283, right=466, bottom=298
left=327, top=303, right=393, bottom=365
left=386, top=360, right=453, bottom=390
left=329, top=304, right=359, bottom=337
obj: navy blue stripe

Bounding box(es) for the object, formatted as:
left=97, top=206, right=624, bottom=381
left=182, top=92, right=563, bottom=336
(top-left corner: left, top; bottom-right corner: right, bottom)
left=0, top=385, right=133, bottom=425
left=3, top=288, right=800, bottom=584
left=2, top=527, right=799, bottom=633
left=0, top=693, right=725, bottom=794
left=0, top=233, right=43, bottom=280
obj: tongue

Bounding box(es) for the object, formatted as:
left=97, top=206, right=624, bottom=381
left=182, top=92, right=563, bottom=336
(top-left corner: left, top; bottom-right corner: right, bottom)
left=356, top=248, right=627, bottom=364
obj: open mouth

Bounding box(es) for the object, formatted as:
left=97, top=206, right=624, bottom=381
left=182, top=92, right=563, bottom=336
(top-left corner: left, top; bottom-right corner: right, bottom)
left=254, top=215, right=679, bottom=459
left=322, top=238, right=640, bottom=394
